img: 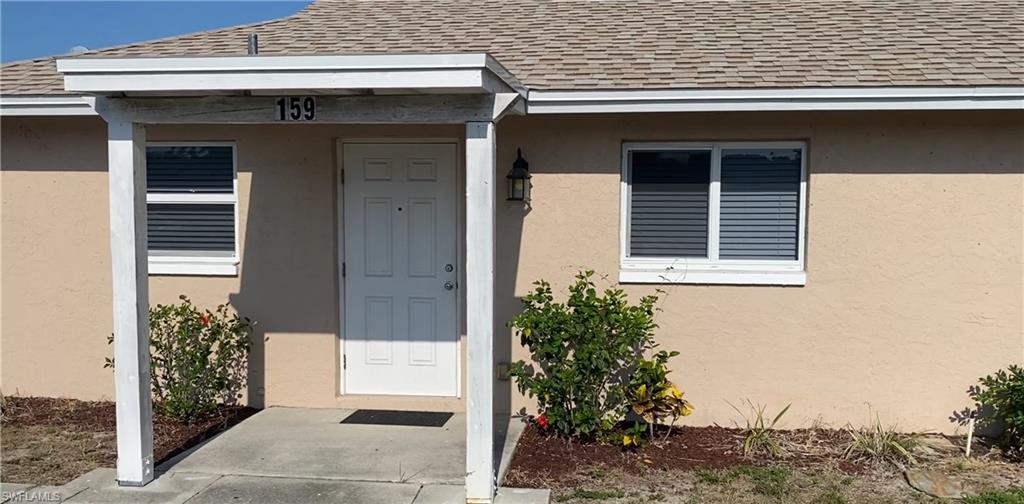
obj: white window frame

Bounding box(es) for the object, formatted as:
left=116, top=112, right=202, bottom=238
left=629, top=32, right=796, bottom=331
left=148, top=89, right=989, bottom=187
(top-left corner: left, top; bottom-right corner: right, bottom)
left=620, top=141, right=807, bottom=286
left=146, top=141, right=239, bottom=276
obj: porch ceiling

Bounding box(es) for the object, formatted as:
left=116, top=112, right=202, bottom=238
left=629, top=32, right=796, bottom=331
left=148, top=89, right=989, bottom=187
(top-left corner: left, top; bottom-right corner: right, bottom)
left=55, top=53, right=527, bottom=97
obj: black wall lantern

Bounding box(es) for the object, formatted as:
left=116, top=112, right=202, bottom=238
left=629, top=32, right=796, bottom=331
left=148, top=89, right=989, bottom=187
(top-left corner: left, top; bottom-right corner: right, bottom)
left=507, top=148, right=532, bottom=201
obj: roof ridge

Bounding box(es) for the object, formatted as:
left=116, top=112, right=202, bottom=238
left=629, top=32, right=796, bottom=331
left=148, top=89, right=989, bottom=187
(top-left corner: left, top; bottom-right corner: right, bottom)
left=1, top=1, right=315, bottom=67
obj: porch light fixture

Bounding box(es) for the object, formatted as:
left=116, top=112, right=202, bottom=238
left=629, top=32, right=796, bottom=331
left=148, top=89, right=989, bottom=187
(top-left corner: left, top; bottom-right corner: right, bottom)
left=507, top=148, right=531, bottom=201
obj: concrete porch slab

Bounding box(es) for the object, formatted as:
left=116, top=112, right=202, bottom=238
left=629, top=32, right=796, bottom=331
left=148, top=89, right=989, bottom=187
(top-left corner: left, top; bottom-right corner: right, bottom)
left=413, top=484, right=550, bottom=504
left=185, top=475, right=421, bottom=504
left=59, top=469, right=219, bottom=504
left=161, top=407, right=465, bottom=484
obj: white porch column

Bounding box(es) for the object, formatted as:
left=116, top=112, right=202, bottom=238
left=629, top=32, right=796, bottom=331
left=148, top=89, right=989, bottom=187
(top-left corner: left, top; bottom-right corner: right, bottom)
left=107, top=120, right=155, bottom=486
left=465, top=121, right=497, bottom=503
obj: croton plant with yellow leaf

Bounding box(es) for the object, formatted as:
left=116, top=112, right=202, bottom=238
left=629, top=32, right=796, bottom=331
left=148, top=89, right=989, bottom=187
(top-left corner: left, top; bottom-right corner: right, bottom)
left=625, top=350, right=694, bottom=445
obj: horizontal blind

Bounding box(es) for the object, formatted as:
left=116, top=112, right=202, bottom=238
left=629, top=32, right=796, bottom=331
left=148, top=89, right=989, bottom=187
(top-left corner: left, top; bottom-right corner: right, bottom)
left=719, top=149, right=801, bottom=260
left=629, top=150, right=711, bottom=257
left=147, top=146, right=233, bottom=193
left=147, top=203, right=235, bottom=252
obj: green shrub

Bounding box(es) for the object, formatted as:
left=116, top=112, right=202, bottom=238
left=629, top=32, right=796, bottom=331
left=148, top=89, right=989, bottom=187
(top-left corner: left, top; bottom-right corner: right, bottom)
left=107, top=295, right=254, bottom=423
left=509, top=271, right=684, bottom=439
left=970, top=365, right=1024, bottom=455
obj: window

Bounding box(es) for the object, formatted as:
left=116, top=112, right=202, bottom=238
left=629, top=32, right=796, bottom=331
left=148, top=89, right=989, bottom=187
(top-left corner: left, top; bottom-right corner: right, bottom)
left=621, top=142, right=806, bottom=285
left=146, top=143, right=238, bottom=276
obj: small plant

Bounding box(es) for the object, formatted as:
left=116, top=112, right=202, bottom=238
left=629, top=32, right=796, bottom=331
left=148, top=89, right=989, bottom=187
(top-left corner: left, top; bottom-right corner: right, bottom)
left=509, top=271, right=667, bottom=439
left=693, top=466, right=740, bottom=485
left=842, top=414, right=919, bottom=466
left=627, top=350, right=694, bottom=444
left=970, top=364, right=1024, bottom=456
left=622, top=421, right=649, bottom=448
left=730, top=400, right=791, bottom=458
left=556, top=488, right=626, bottom=502
left=735, top=465, right=791, bottom=498
left=106, top=295, right=254, bottom=423
left=813, top=489, right=848, bottom=504
left=961, top=487, right=1024, bottom=504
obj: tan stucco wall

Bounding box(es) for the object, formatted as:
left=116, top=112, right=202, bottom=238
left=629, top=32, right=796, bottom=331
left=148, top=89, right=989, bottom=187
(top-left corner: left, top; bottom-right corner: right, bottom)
left=1, top=118, right=466, bottom=410
left=2, top=111, right=1022, bottom=432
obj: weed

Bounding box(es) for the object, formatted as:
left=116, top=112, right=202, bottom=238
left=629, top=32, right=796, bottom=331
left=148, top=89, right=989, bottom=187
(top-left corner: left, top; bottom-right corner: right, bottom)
left=587, top=466, right=608, bottom=480
left=557, top=488, right=627, bottom=501
left=693, top=466, right=739, bottom=484
left=843, top=414, right=920, bottom=466
left=735, top=465, right=791, bottom=498
left=962, top=488, right=1024, bottom=504
left=730, top=400, right=791, bottom=458
left=813, top=489, right=848, bottom=504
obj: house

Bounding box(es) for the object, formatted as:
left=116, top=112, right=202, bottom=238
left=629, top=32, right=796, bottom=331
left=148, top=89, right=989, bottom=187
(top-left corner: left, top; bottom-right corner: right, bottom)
left=1, top=0, right=1022, bottom=502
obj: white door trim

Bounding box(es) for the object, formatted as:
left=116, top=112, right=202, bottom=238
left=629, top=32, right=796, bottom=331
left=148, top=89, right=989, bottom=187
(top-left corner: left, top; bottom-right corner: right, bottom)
left=335, top=138, right=463, bottom=398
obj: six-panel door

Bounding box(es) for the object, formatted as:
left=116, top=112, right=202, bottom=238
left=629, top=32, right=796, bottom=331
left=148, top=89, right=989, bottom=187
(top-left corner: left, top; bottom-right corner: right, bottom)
left=343, top=143, right=459, bottom=396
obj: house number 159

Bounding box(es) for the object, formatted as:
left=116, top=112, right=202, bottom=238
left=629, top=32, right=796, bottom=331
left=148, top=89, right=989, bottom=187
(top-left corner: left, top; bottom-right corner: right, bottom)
left=275, top=96, right=316, bottom=121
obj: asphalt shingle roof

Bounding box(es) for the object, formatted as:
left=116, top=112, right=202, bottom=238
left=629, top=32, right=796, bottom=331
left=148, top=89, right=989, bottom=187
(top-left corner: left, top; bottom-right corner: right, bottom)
left=2, top=0, right=1022, bottom=95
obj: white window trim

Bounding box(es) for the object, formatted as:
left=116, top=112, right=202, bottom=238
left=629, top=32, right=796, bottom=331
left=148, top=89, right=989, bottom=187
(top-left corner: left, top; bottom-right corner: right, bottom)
left=620, top=141, right=807, bottom=286
left=146, top=141, right=239, bottom=276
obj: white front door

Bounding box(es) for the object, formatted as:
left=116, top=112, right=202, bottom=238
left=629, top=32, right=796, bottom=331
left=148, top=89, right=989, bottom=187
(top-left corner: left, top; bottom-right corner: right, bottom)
left=343, top=143, right=459, bottom=396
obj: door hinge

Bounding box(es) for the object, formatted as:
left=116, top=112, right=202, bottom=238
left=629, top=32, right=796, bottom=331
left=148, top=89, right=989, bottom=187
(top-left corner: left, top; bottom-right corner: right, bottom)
left=343, top=354, right=347, bottom=369
left=339, top=169, right=344, bottom=184
left=342, top=262, right=346, bottom=277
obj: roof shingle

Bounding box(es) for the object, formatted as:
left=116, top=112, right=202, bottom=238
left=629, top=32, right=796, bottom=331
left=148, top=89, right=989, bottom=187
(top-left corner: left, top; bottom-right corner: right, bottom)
left=3, top=0, right=1022, bottom=95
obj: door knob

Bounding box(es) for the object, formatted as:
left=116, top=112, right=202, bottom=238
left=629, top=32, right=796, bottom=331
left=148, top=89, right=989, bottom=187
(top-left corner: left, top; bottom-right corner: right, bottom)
left=443, top=281, right=455, bottom=291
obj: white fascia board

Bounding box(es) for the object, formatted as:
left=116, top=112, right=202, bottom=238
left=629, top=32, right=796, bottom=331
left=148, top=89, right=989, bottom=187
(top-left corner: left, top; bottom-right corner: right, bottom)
left=0, top=95, right=97, bottom=116
left=56, top=53, right=527, bottom=96
left=527, top=86, right=1024, bottom=113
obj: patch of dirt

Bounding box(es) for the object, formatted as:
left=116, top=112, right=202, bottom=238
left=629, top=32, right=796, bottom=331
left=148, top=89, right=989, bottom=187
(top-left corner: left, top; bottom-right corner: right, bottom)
left=503, top=423, right=1024, bottom=503
left=0, top=396, right=256, bottom=485
left=504, top=424, right=865, bottom=488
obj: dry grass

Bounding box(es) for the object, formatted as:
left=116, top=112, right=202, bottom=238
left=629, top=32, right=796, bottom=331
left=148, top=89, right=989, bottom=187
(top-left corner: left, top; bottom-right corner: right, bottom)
left=1, top=424, right=117, bottom=485
left=547, top=459, right=1023, bottom=504
left=524, top=423, right=1024, bottom=504
left=1, top=396, right=255, bottom=486
left=547, top=463, right=921, bottom=503
left=843, top=416, right=921, bottom=467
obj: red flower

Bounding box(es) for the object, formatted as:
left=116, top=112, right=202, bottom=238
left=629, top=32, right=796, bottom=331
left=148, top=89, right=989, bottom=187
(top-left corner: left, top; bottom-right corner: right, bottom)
left=536, top=414, right=549, bottom=430
left=200, top=313, right=211, bottom=327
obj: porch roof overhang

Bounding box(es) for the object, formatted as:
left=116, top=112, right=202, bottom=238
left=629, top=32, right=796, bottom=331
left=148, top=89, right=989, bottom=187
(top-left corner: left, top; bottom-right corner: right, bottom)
left=55, top=53, right=527, bottom=97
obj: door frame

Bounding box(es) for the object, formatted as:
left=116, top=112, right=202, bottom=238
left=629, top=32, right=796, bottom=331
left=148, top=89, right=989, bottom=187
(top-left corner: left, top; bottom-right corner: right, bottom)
left=335, top=138, right=464, bottom=398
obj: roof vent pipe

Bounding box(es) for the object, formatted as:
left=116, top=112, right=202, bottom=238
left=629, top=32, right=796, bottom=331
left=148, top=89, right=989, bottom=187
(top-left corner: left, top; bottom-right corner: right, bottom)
left=247, top=33, right=259, bottom=55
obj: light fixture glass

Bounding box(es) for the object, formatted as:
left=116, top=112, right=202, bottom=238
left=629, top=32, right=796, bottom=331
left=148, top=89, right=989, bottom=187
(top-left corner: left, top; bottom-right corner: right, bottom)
left=507, top=148, right=531, bottom=201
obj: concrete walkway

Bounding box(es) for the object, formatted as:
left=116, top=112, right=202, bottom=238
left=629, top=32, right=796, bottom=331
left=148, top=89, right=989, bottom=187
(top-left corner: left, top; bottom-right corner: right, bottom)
left=3, top=469, right=547, bottom=503
left=0, top=407, right=547, bottom=504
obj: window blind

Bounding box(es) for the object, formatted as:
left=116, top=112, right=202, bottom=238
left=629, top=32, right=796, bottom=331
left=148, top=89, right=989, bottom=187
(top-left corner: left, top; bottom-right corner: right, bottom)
left=629, top=150, right=711, bottom=258
left=719, top=149, right=801, bottom=260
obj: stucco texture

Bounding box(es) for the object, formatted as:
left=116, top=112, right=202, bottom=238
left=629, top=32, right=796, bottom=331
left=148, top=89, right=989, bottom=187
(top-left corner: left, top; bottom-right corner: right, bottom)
left=2, top=111, right=1022, bottom=432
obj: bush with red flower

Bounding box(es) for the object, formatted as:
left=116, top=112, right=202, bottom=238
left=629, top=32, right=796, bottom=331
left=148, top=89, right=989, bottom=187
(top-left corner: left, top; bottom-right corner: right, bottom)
left=509, top=270, right=691, bottom=442
left=106, top=295, right=255, bottom=423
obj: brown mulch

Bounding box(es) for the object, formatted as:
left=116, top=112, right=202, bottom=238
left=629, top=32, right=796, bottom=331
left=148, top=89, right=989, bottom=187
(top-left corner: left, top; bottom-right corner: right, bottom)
left=503, top=423, right=866, bottom=488
left=0, top=396, right=257, bottom=485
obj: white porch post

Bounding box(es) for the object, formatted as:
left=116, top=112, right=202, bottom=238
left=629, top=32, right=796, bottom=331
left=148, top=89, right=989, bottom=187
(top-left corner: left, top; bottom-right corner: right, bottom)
left=107, top=120, right=155, bottom=486
left=465, top=121, right=497, bottom=503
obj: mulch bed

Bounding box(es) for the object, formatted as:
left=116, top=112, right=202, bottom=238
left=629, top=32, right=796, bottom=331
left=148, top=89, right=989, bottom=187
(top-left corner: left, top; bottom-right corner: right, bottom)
left=1, top=396, right=257, bottom=485
left=503, top=423, right=865, bottom=488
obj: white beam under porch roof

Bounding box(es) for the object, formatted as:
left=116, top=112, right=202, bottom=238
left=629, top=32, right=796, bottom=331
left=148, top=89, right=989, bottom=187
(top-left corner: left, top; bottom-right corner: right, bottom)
left=56, top=53, right=526, bottom=97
